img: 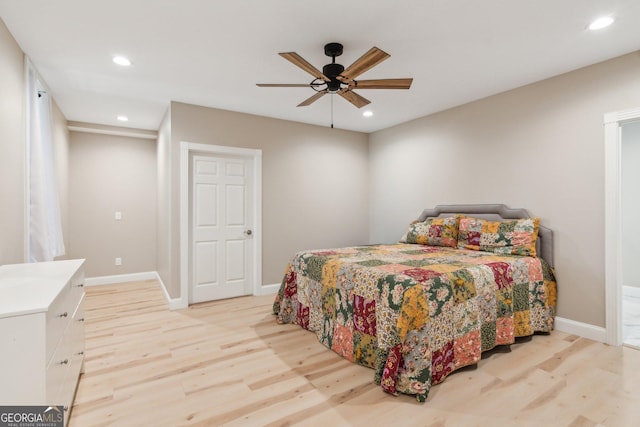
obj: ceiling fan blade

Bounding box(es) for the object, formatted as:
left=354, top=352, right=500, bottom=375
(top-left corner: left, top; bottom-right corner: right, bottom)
left=352, top=78, right=413, bottom=90
left=280, top=52, right=330, bottom=81
left=256, top=83, right=315, bottom=87
left=338, top=89, right=370, bottom=108
left=297, top=91, right=327, bottom=107
left=341, top=47, right=390, bottom=80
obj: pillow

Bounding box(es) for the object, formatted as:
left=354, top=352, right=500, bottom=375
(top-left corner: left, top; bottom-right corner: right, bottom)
left=457, top=217, right=540, bottom=256
left=400, top=216, right=459, bottom=248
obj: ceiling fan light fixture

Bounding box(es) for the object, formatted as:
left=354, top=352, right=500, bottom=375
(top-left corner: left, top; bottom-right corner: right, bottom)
left=588, top=16, right=614, bottom=30
left=327, top=81, right=343, bottom=93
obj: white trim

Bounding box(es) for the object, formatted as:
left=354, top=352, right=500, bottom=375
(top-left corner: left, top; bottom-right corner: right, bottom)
left=67, top=125, right=157, bottom=140
left=155, top=271, right=185, bottom=310
left=84, top=271, right=186, bottom=310
left=24, top=57, right=32, bottom=263
left=179, top=142, right=189, bottom=309
left=179, top=141, right=263, bottom=307
left=605, top=108, right=640, bottom=124
left=259, top=283, right=281, bottom=295
left=554, top=317, right=606, bottom=343
left=604, top=108, right=640, bottom=346
left=85, top=271, right=158, bottom=286
left=159, top=116, right=175, bottom=309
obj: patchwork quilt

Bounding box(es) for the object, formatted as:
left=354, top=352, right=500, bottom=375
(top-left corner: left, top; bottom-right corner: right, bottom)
left=273, top=244, right=557, bottom=402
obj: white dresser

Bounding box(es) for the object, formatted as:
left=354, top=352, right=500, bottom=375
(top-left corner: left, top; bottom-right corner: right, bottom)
left=0, top=259, right=85, bottom=420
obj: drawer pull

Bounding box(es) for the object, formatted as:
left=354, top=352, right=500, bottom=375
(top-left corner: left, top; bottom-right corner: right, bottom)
left=77, top=351, right=84, bottom=356
left=78, top=318, right=85, bottom=322
left=77, top=283, right=84, bottom=287
left=59, top=312, right=68, bottom=318
left=60, top=359, right=69, bottom=365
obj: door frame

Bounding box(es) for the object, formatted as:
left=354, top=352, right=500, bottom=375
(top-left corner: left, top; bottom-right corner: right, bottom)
left=180, top=141, right=262, bottom=305
left=604, top=107, right=640, bottom=345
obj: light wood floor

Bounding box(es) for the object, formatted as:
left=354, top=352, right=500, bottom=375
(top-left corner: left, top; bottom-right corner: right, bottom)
left=69, top=280, right=640, bottom=427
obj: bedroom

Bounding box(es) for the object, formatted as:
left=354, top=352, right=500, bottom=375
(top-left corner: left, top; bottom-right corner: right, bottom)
left=1, top=1, right=640, bottom=425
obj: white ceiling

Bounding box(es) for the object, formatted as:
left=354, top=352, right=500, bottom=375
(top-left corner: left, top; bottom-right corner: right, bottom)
left=1, top=0, right=639, bottom=133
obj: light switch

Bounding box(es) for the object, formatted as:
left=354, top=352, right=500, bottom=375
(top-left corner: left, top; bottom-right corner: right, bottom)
left=115, top=211, right=122, bottom=220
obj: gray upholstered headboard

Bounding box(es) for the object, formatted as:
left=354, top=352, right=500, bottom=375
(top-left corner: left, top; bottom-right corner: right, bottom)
left=417, top=204, right=554, bottom=268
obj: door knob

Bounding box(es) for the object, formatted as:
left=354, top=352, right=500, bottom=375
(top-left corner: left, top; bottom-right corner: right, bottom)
left=244, top=229, right=252, bottom=236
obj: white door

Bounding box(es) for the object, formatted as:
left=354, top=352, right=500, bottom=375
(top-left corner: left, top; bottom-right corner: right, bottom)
left=190, top=153, right=254, bottom=303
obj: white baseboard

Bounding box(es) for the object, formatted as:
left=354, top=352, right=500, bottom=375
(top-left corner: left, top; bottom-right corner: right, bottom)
left=554, top=316, right=606, bottom=343
left=155, top=273, right=187, bottom=310
left=259, top=283, right=280, bottom=295
left=85, top=271, right=187, bottom=310
left=86, top=271, right=278, bottom=310
left=166, top=283, right=278, bottom=310
left=85, top=271, right=158, bottom=286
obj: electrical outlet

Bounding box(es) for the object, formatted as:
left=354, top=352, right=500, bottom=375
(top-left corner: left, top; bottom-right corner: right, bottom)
left=115, top=211, right=122, bottom=220
left=115, top=257, right=122, bottom=266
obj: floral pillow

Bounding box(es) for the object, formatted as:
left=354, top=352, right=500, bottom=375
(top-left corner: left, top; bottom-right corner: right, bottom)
left=400, top=216, right=459, bottom=248
left=457, top=216, right=540, bottom=256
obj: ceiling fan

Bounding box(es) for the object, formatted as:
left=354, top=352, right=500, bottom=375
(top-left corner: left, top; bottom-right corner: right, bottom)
left=257, top=42, right=413, bottom=109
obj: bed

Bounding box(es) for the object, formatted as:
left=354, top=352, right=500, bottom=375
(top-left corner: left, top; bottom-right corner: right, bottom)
left=272, top=204, right=557, bottom=402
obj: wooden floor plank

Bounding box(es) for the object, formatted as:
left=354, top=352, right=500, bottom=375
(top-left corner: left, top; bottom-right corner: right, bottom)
left=69, top=280, right=640, bottom=426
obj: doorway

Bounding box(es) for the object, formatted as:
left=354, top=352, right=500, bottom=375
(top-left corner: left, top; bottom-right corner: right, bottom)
left=621, top=121, right=640, bottom=347
left=180, top=142, right=262, bottom=305
left=604, top=108, right=640, bottom=346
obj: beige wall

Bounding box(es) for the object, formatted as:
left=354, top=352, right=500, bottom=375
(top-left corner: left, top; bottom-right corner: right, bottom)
left=67, top=128, right=157, bottom=277
left=159, top=102, right=369, bottom=298
left=0, top=18, right=26, bottom=264
left=622, top=121, right=640, bottom=288
left=370, top=51, right=640, bottom=328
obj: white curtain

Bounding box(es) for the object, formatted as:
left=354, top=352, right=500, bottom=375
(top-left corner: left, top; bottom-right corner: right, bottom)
left=27, top=62, right=65, bottom=262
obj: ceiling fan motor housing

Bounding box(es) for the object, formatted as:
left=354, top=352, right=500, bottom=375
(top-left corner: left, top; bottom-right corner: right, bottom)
left=323, top=63, right=345, bottom=78
left=323, top=63, right=345, bottom=92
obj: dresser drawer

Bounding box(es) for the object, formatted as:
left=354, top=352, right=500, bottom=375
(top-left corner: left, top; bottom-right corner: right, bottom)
left=45, top=283, right=74, bottom=363
left=70, top=294, right=86, bottom=375
left=58, top=294, right=85, bottom=418
left=45, top=268, right=84, bottom=362
left=46, top=321, right=73, bottom=405
left=69, top=269, right=85, bottom=309
left=62, top=349, right=83, bottom=412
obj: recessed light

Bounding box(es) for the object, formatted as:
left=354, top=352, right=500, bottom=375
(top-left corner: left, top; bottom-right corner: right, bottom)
left=363, top=110, right=373, bottom=117
left=117, top=115, right=129, bottom=122
left=113, top=56, right=132, bottom=66
left=588, top=16, right=614, bottom=30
